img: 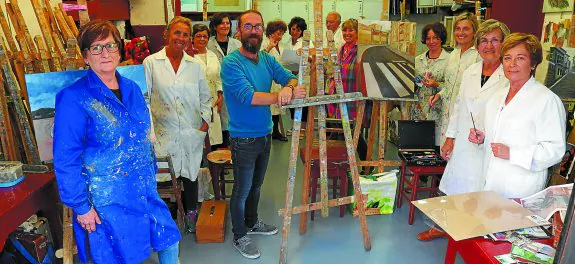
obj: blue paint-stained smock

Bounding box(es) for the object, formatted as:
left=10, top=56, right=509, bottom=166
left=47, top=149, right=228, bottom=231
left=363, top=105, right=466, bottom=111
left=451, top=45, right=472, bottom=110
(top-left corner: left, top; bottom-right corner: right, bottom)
left=53, top=69, right=181, bottom=263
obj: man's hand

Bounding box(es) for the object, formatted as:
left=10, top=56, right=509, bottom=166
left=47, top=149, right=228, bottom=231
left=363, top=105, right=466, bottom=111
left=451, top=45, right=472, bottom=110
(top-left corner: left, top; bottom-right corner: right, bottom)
left=292, top=85, right=306, bottom=99
left=491, top=143, right=510, bottom=160
left=77, top=207, right=101, bottom=233
left=441, top=138, right=455, bottom=160
left=199, top=120, right=209, bottom=132
left=278, top=87, right=293, bottom=106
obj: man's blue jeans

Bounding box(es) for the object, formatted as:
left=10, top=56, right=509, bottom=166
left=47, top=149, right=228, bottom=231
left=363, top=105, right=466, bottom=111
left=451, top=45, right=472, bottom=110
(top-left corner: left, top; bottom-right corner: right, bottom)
left=229, top=134, right=272, bottom=240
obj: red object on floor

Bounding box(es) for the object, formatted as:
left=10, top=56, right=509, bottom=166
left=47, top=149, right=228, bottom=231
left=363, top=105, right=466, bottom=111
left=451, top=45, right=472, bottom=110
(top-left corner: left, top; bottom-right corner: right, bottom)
left=397, top=162, right=445, bottom=225
left=0, top=173, right=62, bottom=251
left=444, top=236, right=554, bottom=264
left=299, top=140, right=349, bottom=219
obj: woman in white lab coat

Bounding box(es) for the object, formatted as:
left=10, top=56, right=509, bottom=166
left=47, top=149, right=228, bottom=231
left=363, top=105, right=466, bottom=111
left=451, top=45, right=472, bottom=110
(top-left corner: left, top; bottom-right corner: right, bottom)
left=285, top=16, right=314, bottom=52
left=417, top=20, right=511, bottom=242
left=191, top=23, right=223, bottom=147
left=208, top=13, right=241, bottom=147
left=143, top=16, right=211, bottom=232
left=469, top=33, right=566, bottom=199
left=439, top=20, right=511, bottom=195
left=262, top=19, right=289, bottom=141
left=429, top=12, right=481, bottom=149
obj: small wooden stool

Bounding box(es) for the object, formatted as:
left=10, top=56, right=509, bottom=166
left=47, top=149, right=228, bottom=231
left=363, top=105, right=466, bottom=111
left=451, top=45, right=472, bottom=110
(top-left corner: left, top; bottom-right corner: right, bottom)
left=396, top=163, right=445, bottom=225
left=300, top=139, right=349, bottom=220
left=207, top=149, right=233, bottom=200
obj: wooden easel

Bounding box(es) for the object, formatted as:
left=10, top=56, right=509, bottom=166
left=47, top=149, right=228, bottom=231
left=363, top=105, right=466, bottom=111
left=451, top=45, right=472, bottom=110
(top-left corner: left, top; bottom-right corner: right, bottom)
left=278, top=1, right=371, bottom=263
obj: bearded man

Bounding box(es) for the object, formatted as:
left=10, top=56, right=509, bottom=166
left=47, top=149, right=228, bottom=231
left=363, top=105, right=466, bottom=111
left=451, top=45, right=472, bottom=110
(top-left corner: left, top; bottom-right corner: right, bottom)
left=220, top=10, right=306, bottom=259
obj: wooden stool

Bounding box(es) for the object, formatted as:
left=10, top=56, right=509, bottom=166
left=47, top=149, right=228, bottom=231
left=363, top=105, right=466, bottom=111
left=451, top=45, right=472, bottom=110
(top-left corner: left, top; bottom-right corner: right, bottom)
left=396, top=163, right=445, bottom=225
left=207, top=149, right=233, bottom=200
left=300, top=140, right=349, bottom=220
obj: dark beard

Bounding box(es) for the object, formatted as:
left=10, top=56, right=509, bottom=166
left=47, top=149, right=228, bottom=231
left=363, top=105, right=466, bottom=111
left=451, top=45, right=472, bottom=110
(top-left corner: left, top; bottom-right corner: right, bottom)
left=241, top=34, right=262, bottom=54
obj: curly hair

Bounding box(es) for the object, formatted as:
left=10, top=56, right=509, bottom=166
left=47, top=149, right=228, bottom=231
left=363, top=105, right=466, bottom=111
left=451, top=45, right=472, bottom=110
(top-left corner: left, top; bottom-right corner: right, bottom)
left=420, top=22, right=447, bottom=45
left=288, top=16, right=307, bottom=36
left=265, top=20, right=287, bottom=37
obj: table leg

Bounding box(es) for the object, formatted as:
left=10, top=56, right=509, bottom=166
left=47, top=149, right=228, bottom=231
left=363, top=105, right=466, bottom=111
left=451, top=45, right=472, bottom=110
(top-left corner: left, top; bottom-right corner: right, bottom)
left=444, top=237, right=457, bottom=264
left=209, top=163, right=222, bottom=200
left=397, top=163, right=406, bottom=208
left=408, top=171, right=419, bottom=225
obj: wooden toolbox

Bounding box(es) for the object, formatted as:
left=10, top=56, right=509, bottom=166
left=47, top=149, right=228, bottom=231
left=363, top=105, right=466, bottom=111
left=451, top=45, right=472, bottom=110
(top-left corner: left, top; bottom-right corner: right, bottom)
left=196, top=200, right=227, bottom=243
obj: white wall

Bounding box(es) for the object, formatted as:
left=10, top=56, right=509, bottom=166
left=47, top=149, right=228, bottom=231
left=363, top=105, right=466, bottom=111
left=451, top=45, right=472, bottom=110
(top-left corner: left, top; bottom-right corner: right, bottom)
left=0, top=0, right=62, bottom=50
left=259, top=0, right=385, bottom=44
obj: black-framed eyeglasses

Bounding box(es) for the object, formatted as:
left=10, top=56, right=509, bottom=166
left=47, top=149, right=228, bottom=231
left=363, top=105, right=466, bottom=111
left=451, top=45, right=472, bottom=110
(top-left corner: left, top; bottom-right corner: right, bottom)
left=85, top=43, right=119, bottom=55
left=242, top=24, right=264, bottom=32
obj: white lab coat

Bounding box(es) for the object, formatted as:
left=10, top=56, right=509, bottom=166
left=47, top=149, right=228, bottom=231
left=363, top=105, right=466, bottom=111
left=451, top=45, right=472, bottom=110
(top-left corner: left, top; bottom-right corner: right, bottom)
left=284, top=37, right=314, bottom=51
left=261, top=36, right=286, bottom=116
left=439, top=62, right=508, bottom=195
left=438, top=47, right=480, bottom=147
left=207, top=36, right=241, bottom=131
left=192, top=50, right=224, bottom=146
left=481, top=77, right=566, bottom=198
left=143, top=47, right=212, bottom=181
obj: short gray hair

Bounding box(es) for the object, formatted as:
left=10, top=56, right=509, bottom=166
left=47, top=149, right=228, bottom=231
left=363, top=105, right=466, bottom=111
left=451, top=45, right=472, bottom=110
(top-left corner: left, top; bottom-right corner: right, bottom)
left=475, top=19, right=511, bottom=48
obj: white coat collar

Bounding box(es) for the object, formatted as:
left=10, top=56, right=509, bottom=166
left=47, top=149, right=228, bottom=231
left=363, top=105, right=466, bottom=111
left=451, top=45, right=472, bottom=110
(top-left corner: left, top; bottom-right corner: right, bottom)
left=154, top=47, right=194, bottom=62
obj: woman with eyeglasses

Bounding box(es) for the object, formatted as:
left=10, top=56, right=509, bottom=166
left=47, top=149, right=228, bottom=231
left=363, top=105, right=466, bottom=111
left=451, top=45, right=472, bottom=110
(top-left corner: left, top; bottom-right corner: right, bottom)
left=208, top=13, right=242, bottom=148
left=429, top=12, right=481, bottom=150
left=191, top=23, right=224, bottom=147
left=417, top=20, right=511, bottom=241
left=144, top=16, right=212, bottom=233
left=53, top=20, right=180, bottom=263
left=411, top=22, right=449, bottom=146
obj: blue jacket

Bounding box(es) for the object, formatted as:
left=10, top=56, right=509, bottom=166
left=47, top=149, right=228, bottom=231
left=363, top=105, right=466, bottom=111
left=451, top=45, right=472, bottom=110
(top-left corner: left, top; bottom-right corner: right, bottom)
left=53, top=69, right=180, bottom=263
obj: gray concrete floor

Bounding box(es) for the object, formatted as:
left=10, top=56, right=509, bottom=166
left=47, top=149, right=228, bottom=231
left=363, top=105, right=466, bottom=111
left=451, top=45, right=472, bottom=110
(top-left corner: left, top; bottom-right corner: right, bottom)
left=144, top=126, right=462, bottom=263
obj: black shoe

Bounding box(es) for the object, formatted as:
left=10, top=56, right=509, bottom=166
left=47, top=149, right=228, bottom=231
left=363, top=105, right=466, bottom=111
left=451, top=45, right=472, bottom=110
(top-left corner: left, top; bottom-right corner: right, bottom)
left=272, top=133, right=288, bottom=141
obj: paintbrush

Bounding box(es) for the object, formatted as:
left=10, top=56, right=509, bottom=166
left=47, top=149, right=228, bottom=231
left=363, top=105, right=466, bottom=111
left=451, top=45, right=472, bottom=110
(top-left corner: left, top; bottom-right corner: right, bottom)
left=470, top=112, right=479, bottom=142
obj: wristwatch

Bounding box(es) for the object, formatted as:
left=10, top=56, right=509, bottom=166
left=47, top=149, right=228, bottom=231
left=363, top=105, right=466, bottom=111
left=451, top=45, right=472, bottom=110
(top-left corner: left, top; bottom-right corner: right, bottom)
left=287, top=84, right=294, bottom=91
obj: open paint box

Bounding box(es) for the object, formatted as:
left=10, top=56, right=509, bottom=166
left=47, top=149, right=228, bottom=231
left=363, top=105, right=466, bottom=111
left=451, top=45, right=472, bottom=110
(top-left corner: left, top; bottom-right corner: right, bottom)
left=0, top=161, right=24, bottom=187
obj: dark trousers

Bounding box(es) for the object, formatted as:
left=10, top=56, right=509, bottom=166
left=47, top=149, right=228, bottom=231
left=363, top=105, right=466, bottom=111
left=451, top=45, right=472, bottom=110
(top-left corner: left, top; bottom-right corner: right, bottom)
left=229, top=134, right=272, bottom=240
left=179, top=177, right=198, bottom=212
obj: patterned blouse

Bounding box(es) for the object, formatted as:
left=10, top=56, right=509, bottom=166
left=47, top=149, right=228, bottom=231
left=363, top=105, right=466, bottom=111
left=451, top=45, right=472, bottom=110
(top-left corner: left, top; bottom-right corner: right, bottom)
left=327, top=42, right=362, bottom=119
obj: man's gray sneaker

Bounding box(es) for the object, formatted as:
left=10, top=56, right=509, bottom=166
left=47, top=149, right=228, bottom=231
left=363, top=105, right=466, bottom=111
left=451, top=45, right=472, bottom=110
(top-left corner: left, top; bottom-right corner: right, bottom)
left=247, top=219, right=278, bottom=235
left=233, top=236, right=260, bottom=259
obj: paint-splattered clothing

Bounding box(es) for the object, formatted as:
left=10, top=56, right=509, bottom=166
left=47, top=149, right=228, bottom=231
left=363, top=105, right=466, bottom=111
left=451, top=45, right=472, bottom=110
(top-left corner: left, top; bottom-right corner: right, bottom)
left=144, top=48, right=212, bottom=182
left=53, top=69, right=181, bottom=263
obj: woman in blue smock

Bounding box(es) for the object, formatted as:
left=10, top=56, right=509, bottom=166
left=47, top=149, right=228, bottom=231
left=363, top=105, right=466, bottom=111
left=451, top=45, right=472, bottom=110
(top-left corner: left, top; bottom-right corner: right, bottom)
left=53, top=20, right=180, bottom=264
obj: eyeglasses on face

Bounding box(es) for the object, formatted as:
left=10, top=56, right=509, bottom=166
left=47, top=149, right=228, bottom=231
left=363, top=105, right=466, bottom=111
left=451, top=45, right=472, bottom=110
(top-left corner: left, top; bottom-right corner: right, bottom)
left=242, top=24, right=264, bottom=32
left=85, top=43, right=119, bottom=55
left=479, top=38, right=501, bottom=46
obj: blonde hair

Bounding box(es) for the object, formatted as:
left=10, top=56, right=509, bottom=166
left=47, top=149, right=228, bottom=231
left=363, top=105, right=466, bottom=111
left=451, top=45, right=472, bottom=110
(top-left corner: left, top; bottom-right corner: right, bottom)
left=454, top=12, right=479, bottom=44
left=341, top=18, right=358, bottom=32
left=474, top=19, right=511, bottom=48
left=164, top=16, right=192, bottom=39
left=501, top=33, right=543, bottom=76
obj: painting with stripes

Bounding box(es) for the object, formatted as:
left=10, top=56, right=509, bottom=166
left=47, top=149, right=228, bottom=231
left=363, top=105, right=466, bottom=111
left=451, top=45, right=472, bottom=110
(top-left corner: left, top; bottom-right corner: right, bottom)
left=358, top=20, right=416, bottom=100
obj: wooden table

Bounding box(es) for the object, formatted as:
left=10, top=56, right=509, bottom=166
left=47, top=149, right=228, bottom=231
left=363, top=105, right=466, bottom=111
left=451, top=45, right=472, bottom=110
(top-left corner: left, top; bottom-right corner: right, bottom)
left=0, top=172, right=62, bottom=251
left=444, top=236, right=554, bottom=264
